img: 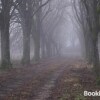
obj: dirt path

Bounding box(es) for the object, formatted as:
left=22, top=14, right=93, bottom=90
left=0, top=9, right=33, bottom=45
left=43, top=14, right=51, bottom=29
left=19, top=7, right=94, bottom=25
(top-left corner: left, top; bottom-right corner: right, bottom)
left=0, top=58, right=73, bottom=100
left=32, top=65, right=66, bottom=100
left=0, top=58, right=93, bottom=100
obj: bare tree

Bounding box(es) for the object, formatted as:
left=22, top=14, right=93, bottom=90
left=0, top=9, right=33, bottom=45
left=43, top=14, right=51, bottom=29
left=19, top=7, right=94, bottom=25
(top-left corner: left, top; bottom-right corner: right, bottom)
left=0, top=0, right=15, bottom=68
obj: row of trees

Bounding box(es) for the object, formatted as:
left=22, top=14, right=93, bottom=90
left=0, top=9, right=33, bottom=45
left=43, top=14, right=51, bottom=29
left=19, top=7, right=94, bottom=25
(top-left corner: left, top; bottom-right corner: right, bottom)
left=1, top=0, right=99, bottom=79
left=0, top=0, right=68, bottom=68
left=73, top=0, right=100, bottom=77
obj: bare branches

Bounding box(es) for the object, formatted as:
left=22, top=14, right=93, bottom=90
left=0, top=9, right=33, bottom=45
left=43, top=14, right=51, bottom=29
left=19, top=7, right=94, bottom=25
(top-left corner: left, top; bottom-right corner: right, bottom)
left=10, top=0, right=23, bottom=17
left=32, top=0, right=51, bottom=16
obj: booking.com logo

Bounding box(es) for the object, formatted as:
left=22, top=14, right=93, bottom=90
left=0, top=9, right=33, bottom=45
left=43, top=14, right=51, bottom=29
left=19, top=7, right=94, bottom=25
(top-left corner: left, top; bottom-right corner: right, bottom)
left=84, top=91, right=100, bottom=96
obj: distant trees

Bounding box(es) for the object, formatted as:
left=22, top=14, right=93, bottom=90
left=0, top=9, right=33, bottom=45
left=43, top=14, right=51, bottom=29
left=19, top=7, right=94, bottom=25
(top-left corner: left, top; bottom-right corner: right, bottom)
left=40, top=0, right=68, bottom=58
left=72, top=0, right=87, bottom=59
left=0, top=0, right=84, bottom=69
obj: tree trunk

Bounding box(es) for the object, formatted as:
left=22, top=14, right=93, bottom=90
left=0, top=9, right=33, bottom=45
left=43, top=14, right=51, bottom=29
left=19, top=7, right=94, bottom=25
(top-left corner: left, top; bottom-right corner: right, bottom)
left=92, top=38, right=100, bottom=77
left=46, top=42, right=52, bottom=58
left=33, top=34, right=40, bottom=62
left=33, top=1, right=42, bottom=62
left=22, top=24, right=30, bottom=65
left=1, top=16, right=11, bottom=68
left=41, top=37, right=46, bottom=59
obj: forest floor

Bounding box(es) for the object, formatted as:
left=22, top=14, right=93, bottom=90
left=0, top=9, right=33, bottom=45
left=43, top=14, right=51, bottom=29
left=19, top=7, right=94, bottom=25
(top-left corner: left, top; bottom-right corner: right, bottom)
left=0, top=57, right=100, bottom=100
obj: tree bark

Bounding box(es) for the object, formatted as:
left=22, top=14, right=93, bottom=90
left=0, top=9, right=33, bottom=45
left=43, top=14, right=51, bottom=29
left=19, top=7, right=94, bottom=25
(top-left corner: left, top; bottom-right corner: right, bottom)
left=0, top=14, right=11, bottom=68
left=34, top=35, right=40, bottom=62
left=92, top=39, right=100, bottom=77
left=22, top=24, right=30, bottom=65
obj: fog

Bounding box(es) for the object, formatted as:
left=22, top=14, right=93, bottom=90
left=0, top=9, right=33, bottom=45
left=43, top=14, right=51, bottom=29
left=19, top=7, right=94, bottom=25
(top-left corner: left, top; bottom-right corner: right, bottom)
left=0, top=0, right=82, bottom=63
left=0, top=0, right=100, bottom=99
left=0, top=0, right=100, bottom=69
